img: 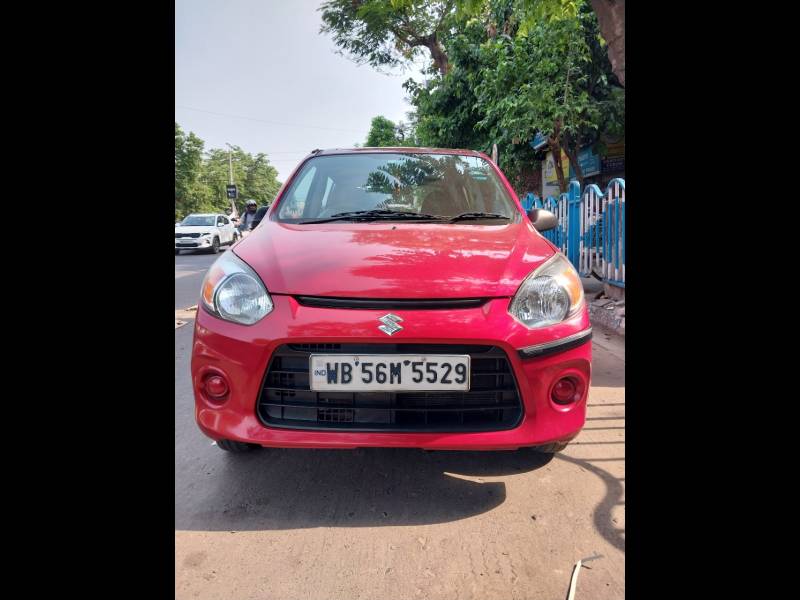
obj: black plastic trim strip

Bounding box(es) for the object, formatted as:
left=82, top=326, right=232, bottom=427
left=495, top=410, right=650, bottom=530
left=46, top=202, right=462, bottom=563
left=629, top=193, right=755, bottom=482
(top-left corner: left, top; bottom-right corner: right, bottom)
left=293, top=296, right=490, bottom=310
left=517, top=328, right=593, bottom=359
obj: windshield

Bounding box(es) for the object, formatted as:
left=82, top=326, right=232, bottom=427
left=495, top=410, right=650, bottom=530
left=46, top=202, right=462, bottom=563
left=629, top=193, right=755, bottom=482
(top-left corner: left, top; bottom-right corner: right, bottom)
left=180, top=215, right=216, bottom=226
left=276, top=153, right=520, bottom=223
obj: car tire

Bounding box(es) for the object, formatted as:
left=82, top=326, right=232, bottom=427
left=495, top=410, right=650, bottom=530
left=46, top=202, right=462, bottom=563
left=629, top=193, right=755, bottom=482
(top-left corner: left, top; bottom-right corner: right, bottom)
left=529, top=441, right=570, bottom=454
left=216, top=439, right=259, bottom=453
left=210, top=237, right=220, bottom=254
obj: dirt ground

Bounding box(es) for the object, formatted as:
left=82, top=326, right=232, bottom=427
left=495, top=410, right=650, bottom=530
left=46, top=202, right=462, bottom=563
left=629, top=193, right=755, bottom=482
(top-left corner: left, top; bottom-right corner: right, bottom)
left=175, top=324, right=624, bottom=600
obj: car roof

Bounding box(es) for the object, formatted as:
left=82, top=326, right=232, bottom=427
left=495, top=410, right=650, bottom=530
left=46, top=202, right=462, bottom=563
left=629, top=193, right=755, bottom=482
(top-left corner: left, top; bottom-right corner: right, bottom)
left=310, top=147, right=488, bottom=158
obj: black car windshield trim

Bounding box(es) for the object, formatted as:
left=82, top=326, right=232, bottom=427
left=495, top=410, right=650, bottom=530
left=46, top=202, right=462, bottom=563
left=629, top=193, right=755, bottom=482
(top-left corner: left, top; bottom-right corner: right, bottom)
left=300, top=209, right=447, bottom=224
left=447, top=212, right=510, bottom=223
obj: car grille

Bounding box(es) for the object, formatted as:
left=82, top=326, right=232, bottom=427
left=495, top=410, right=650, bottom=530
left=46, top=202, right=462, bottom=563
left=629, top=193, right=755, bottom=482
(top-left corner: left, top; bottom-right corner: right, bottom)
left=175, top=232, right=201, bottom=238
left=257, top=344, right=523, bottom=432
left=293, top=296, right=489, bottom=310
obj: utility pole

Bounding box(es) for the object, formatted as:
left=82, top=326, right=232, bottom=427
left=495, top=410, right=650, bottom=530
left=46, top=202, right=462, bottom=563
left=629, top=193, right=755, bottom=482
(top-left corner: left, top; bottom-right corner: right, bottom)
left=225, top=143, right=238, bottom=217
left=226, top=144, right=234, bottom=184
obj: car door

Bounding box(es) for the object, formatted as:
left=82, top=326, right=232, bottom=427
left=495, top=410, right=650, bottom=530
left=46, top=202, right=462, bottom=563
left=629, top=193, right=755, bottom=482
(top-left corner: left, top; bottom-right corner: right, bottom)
left=215, top=215, right=229, bottom=243
left=222, top=216, right=234, bottom=242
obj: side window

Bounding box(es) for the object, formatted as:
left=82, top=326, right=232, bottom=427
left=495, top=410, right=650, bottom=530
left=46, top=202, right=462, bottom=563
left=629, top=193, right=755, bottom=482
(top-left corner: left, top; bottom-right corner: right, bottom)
left=221, top=216, right=229, bottom=225
left=217, top=217, right=225, bottom=226
left=279, top=166, right=317, bottom=218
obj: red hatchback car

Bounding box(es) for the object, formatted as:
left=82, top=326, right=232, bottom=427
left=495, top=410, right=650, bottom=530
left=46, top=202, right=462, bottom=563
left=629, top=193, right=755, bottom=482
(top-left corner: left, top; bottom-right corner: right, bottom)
left=191, top=148, right=591, bottom=453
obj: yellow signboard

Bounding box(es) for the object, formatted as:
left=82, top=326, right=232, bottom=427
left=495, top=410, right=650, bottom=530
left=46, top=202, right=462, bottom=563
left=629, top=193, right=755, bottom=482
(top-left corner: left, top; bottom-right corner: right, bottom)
left=542, top=149, right=569, bottom=197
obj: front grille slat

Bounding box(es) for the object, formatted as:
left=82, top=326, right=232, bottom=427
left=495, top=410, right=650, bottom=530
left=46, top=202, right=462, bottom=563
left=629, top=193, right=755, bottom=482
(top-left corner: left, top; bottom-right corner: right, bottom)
left=257, top=344, right=523, bottom=433
left=293, top=296, right=489, bottom=310
left=261, top=401, right=521, bottom=412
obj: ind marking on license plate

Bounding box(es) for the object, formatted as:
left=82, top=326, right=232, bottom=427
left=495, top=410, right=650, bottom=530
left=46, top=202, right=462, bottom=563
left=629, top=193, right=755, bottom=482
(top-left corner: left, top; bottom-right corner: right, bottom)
left=309, top=354, right=471, bottom=392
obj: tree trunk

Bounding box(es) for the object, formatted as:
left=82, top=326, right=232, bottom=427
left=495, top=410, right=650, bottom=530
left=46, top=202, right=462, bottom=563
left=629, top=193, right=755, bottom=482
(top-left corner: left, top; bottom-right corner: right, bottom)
left=550, top=139, right=567, bottom=194
left=590, top=0, right=625, bottom=87
left=424, top=34, right=450, bottom=75
left=562, top=137, right=584, bottom=189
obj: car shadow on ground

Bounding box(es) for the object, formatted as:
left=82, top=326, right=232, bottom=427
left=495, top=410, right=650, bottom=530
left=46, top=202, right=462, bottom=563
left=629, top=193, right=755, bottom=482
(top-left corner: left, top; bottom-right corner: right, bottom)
left=556, top=453, right=625, bottom=552
left=176, top=447, right=553, bottom=531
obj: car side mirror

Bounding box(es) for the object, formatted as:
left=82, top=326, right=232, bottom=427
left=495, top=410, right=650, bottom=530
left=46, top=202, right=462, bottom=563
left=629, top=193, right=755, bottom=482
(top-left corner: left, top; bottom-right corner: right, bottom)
left=527, top=208, right=558, bottom=232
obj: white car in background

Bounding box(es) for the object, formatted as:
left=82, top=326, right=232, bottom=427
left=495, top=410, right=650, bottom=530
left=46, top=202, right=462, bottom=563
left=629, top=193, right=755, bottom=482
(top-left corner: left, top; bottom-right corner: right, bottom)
left=175, top=213, right=240, bottom=255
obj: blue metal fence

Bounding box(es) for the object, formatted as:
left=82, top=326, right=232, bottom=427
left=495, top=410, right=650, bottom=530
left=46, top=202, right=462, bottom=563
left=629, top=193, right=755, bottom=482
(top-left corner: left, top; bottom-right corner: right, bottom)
left=522, top=178, right=625, bottom=287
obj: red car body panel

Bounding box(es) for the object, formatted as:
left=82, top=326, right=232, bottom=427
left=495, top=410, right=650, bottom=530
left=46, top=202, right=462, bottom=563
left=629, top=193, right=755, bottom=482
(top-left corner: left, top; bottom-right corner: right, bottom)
left=234, top=221, right=553, bottom=299
left=191, top=148, right=591, bottom=450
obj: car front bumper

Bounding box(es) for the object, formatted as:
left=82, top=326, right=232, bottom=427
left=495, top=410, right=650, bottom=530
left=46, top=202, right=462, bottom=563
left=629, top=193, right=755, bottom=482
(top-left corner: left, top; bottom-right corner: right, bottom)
left=175, top=238, right=213, bottom=249
left=191, top=296, right=592, bottom=450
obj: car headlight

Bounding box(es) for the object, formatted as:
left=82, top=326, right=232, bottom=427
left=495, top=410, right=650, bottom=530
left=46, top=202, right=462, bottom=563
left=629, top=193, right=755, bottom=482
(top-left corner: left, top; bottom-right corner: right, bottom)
left=508, top=253, right=584, bottom=328
left=200, top=251, right=273, bottom=325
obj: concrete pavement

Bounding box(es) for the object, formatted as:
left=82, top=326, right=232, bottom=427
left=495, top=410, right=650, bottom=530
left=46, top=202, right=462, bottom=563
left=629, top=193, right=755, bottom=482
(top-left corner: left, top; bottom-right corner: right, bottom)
left=175, top=253, right=625, bottom=600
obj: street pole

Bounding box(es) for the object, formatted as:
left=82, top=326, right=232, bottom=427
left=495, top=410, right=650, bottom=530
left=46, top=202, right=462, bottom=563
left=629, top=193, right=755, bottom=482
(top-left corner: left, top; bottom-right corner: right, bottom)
left=227, top=146, right=233, bottom=185
left=226, top=143, right=237, bottom=217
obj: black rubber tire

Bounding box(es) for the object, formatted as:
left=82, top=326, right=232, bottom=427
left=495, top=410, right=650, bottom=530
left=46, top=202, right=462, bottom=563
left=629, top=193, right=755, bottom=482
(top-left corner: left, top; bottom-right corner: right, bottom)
left=210, top=237, right=220, bottom=254
left=530, top=441, right=570, bottom=454
left=216, top=439, right=258, bottom=453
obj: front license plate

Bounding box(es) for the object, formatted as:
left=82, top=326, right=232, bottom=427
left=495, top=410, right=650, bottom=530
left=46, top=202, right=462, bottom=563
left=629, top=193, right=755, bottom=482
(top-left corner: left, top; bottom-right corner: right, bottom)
left=309, top=354, right=470, bottom=392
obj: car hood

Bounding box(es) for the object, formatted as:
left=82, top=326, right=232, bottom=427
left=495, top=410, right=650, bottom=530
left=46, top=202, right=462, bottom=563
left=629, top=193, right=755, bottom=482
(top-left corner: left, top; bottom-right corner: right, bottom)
left=234, top=220, right=556, bottom=299
left=175, top=226, right=215, bottom=234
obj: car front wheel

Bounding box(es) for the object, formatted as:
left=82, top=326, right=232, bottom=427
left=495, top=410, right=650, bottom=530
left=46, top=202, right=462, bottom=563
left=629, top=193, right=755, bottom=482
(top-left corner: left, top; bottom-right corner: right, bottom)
left=210, top=237, right=220, bottom=254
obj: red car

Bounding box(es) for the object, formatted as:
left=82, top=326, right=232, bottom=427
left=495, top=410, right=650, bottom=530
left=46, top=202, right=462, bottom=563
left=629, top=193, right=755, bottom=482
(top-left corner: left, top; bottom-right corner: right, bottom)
left=192, top=148, right=591, bottom=453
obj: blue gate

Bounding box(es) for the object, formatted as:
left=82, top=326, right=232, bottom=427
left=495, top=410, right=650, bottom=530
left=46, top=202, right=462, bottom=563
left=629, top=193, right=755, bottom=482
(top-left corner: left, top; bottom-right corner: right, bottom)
left=523, top=178, right=625, bottom=287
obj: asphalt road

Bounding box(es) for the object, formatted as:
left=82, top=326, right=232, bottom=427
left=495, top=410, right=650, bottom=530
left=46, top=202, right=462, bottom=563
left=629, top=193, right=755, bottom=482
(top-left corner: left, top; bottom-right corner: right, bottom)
left=175, top=252, right=625, bottom=600
left=175, top=248, right=229, bottom=310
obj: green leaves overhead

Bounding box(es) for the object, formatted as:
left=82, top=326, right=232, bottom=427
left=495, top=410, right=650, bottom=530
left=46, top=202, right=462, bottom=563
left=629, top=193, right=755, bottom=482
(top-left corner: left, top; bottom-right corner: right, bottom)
left=174, top=123, right=282, bottom=221
left=399, top=0, right=623, bottom=192
left=319, top=0, right=456, bottom=74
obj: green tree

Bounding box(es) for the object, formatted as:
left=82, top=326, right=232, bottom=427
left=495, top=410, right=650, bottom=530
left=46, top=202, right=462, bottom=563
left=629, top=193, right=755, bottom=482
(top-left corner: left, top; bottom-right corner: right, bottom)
left=365, top=116, right=402, bottom=147
left=243, top=153, right=282, bottom=204
left=202, top=146, right=282, bottom=214
left=175, top=122, right=212, bottom=220
left=474, top=2, right=623, bottom=191
left=174, top=123, right=283, bottom=220
left=403, top=17, right=490, bottom=151
left=319, top=0, right=457, bottom=75
left=322, top=0, right=623, bottom=194
left=457, top=0, right=624, bottom=86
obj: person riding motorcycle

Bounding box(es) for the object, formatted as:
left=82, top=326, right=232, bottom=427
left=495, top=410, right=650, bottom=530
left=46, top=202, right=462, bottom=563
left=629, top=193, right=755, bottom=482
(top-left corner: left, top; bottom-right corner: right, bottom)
left=238, top=200, right=258, bottom=234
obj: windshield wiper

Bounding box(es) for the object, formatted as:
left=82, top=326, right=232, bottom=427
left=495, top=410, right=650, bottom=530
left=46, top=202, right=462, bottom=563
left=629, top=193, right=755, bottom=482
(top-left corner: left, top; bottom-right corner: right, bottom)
left=301, top=209, right=445, bottom=224
left=447, top=212, right=510, bottom=223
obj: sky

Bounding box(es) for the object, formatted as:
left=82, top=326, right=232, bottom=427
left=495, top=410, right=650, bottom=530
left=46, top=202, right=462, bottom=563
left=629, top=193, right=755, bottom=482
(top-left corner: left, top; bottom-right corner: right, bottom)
left=175, top=0, right=426, bottom=183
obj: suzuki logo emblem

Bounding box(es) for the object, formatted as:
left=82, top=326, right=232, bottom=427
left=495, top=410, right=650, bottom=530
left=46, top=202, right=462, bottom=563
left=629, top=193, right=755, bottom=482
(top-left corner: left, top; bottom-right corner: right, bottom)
left=378, top=313, right=403, bottom=336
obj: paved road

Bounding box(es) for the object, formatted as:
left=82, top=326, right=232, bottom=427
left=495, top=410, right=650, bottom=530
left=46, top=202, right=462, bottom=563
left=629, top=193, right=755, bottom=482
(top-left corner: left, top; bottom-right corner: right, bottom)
left=175, top=255, right=625, bottom=600
left=175, top=248, right=233, bottom=310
